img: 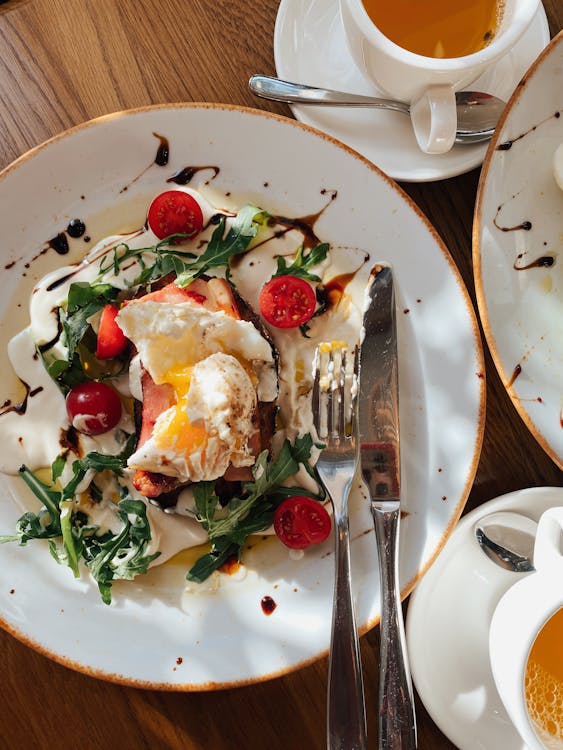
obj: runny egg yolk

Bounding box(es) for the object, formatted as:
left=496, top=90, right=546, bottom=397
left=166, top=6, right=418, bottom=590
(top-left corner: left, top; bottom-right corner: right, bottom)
left=153, top=364, right=207, bottom=456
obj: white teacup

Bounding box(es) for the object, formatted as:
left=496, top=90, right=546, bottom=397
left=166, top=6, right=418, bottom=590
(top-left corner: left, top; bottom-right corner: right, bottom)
left=339, top=0, right=540, bottom=154
left=489, top=506, right=563, bottom=750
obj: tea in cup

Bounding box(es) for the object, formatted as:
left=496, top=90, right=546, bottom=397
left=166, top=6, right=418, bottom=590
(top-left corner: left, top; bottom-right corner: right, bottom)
left=489, top=506, right=563, bottom=749
left=339, top=0, right=540, bottom=153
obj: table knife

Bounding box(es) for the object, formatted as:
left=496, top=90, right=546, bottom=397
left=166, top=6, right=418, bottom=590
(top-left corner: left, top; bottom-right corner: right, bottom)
left=358, top=265, right=417, bottom=750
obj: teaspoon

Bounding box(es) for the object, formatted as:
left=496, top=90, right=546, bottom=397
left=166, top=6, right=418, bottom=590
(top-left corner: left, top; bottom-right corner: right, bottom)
left=474, top=511, right=536, bottom=573
left=249, top=74, right=506, bottom=145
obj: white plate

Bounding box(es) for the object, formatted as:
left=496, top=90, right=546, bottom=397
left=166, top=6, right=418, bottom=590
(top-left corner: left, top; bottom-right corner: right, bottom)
left=0, top=104, right=484, bottom=689
left=406, top=486, right=563, bottom=750
left=274, top=0, right=550, bottom=182
left=474, top=31, right=563, bottom=470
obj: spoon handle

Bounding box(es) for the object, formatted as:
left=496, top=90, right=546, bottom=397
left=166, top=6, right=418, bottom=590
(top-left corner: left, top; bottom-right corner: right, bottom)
left=249, top=75, right=410, bottom=114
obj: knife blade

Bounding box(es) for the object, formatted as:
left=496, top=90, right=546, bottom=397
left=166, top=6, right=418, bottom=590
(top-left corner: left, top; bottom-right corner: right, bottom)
left=358, top=265, right=417, bottom=750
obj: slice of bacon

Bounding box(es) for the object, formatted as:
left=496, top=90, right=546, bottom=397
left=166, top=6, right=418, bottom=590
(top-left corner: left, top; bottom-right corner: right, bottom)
left=130, top=276, right=273, bottom=498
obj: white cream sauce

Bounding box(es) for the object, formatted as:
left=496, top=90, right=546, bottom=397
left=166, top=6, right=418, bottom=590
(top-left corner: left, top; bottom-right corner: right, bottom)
left=1, top=187, right=367, bottom=572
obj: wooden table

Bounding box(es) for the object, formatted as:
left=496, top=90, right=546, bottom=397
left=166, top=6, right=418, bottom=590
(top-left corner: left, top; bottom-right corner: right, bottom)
left=0, top=1, right=561, bottom=748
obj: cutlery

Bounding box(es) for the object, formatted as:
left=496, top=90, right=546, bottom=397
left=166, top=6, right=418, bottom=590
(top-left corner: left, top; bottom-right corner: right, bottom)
left=249, top=75, right=505, bottom=144
left=312, top=344, right=367, bottom=750
left=475, top=511, right=536, bottom=572
left=357, top=266, right=417, bottom=750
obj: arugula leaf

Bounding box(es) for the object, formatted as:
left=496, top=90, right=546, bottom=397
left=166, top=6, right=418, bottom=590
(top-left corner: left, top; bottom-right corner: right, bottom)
left=273, top=242, right=329, bottom=282
left=98, top=237, right=197, bottom=283
left=175, top=205, right=267, bottom=286
left=83, top=498, right=160, bottom=604
left=186, top=437, right=322, bottom=582
left=185, top=538, right=239, bottom=584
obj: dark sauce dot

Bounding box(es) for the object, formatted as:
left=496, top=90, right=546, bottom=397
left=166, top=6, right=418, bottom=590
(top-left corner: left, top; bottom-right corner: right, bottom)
left=507, top=363, right=522, bottom=388
left=167, top=165, right=219, bottom=185
left=261, top=596, right=277, bottom=615
left=83, top=236, right=91, bottom=243
left=67, top=219, right=86, bottom=238
left=498, top=141, right=513, bottom=151
left=153, top=133, right=170, bottom=166
left=176, top=657, right=183, bottom=665
left=49, top=233, right=70, bottom=255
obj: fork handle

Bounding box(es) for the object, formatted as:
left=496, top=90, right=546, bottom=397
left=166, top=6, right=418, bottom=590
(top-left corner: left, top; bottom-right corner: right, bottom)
left=327, top=516, right=367, bottom=750
left=372, top=505, right=417, bottom=750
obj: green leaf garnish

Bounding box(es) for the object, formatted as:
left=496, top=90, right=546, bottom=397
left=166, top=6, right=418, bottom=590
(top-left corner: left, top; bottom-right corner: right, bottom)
left=175, top=205, right=268, bottom=286
left=186, top=437, right=322, bottom=583
left=273, top=242, right=329, bottom=282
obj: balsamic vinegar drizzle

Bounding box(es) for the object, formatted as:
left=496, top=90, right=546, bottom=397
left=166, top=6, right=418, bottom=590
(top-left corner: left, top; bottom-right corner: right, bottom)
left=120, top=132, right=171, bottom=192
left=167, top=166, right=220, bottom=185
left=513, top=254, right=556, bottom=271
left=153, top=133, right=170, bottom=167
left=0, top=381, right=43, bottom=417
left=506, top=363, right=522, bottom=388
left=48, top=233, right=70, bottom=255
left=496, top=109, right=561, bottom=151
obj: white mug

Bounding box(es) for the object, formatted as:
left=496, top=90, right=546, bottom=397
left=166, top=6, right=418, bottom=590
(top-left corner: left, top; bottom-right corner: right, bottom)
left=489, top=506, right=563, bottom=750
left=339, top=0, right=540, bottom=154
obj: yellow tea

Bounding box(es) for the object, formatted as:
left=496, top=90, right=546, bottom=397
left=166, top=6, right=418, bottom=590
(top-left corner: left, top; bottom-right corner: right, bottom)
left=361, top=0, right=503, bottom=58
left=525, top=607, right=563, bottom=749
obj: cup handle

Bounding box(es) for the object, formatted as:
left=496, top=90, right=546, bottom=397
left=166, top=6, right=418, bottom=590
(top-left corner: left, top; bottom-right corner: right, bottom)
left=533, top=506, right=563, bottom=573
left=410, top=85, right=457, bottom=155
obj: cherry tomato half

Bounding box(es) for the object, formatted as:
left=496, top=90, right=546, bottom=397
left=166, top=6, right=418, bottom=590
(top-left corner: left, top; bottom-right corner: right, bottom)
left=66, top=381, right=122, bottom=436
left=273, top=496, right=331, bottom=550
left=147, top=190, right=204, bottom=240
left=259, top=275, right=316, bottom=329
left=96, top=304, right=128, bottom=360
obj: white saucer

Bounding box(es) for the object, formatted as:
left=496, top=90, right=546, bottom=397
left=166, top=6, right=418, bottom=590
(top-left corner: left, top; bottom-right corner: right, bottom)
left=274, top=0, right=550, bottom=182
left=406, top=486, right=563, bottom=750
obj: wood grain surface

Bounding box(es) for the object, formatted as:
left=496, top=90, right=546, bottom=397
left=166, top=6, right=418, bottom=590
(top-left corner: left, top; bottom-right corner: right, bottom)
left=0, top=1, right=561, bottom=748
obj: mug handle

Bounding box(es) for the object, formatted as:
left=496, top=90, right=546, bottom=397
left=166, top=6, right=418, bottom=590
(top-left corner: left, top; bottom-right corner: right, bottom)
left=409, top=85, right=457, bottom=155
left=533, top=506, right=563, bottom=573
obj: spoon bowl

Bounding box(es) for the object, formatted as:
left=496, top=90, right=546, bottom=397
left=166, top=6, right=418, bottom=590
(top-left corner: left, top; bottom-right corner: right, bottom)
left=249, top=75, right=506, bottom=145
left=474, top=511, right=537, bottom=573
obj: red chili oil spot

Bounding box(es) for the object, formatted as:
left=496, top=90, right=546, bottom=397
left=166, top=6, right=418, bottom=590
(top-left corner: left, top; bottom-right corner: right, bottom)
left=261, top=596, right=277, bottom=615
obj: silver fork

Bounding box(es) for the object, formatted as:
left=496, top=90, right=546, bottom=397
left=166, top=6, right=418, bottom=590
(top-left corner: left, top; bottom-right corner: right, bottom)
left=312, top=344, right=367, bottom=750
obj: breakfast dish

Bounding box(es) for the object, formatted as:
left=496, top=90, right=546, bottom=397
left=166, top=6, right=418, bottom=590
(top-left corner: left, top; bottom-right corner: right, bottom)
left=1, top=185, right=363, bottom=603
left=274, top=0, right=549, bottom=181
left=474, top=30, right=563, bottom=469
left=0, top=105, right=483, bottom=688
left=406, top=486, right=563, bottom=750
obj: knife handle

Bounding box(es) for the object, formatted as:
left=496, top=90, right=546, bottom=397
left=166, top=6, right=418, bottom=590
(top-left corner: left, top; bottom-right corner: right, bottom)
left=372, top=505, right=417, bottom=750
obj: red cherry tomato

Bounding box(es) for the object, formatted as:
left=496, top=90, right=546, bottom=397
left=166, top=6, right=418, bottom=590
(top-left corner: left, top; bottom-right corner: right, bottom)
left=66, top=381, right=122, bottom=436
left=96, top=304, right=128, bottom=359
left=259, top=275, right=316, bottom=329
left=273, top=496, right=331, bottom=549
left=147, top=190, right=204, bottom=240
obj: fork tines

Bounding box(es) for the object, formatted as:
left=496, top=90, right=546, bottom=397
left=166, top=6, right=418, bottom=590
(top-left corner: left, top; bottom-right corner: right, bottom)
left=312, top=343, right=359, bottom=443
